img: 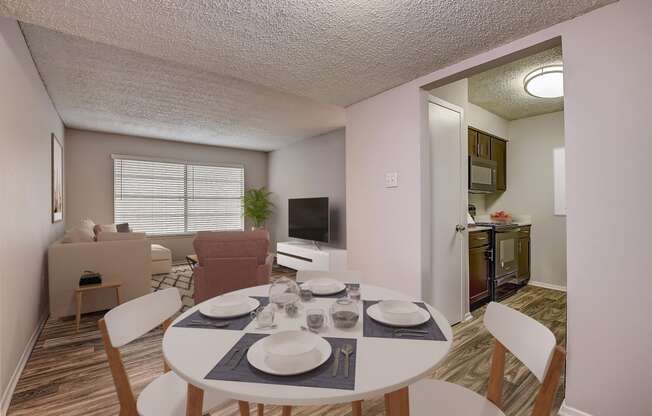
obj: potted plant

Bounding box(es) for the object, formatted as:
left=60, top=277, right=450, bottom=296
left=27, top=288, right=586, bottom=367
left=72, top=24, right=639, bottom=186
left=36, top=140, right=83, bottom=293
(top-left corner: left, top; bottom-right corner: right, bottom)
left=243, top=187, right=274, bottom=230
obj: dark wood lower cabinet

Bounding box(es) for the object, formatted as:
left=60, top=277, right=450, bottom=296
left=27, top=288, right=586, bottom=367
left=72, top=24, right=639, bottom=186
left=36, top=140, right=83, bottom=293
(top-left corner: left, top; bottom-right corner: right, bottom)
left=469, top=245, right=491, bottom=310
left=517, top=237, right=531, bottom=281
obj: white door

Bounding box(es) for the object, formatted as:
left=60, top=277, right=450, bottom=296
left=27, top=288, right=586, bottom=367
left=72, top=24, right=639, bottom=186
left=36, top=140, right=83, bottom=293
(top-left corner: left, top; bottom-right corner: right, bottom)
left=428, top=97, right=466, bottom=325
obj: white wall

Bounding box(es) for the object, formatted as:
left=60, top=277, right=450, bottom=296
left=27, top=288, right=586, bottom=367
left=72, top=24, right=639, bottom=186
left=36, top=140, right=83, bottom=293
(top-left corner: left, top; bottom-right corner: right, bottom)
left=562, top=0, right=651, bottom=413
left=64, top=129, right=268, bottom=260
left=468, top=102, right=508, bottom=138
left=267, top=129, right=346, bottom=249
left=0, top=18, right=65, bottom=412
left=346, top=1, right=651, bottom=414
left=486, top=112, right=566, bottom=288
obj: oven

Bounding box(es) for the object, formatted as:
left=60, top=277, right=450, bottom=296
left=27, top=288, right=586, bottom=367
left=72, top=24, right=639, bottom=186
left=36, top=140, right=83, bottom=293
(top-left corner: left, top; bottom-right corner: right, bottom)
left=469, top=156, right=497, bottom=193
left=492, top=227, right=522, bottom=300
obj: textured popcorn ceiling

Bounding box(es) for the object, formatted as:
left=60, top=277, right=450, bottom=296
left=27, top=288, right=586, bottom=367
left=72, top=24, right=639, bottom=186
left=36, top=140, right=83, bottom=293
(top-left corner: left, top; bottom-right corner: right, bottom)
left=20, top=24, right=344, bottom=151
left=2, top=1, right=612, bottom=149
left=469, top=46, right=564, bottom=120
left=2, top=0, right=613, bottom=106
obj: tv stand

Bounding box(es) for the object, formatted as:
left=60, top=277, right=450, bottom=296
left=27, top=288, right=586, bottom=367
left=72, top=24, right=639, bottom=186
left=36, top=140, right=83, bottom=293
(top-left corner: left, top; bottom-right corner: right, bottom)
left=276, top=241, right=347, bottom=271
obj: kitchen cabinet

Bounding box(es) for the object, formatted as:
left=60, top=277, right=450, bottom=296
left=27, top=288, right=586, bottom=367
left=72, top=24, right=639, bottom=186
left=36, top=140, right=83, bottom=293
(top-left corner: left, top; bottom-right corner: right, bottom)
left=468, top=128, right=491, bottom=159
left=490, top=137, right=507, bottom=191
left=517, top=226, right=531, bottom=281
left=468, top=127, right=508, bottom=191
left=469, top=230, right=491, bottom=310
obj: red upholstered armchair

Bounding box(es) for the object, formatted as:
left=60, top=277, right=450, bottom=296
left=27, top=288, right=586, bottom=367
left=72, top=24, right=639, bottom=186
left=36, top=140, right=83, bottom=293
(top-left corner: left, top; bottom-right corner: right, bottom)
left=192, top=230, right=274, bottom=304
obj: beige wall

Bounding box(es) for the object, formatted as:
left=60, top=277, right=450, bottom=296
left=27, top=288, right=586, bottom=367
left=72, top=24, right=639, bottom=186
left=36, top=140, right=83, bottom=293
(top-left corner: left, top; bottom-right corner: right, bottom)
left=268, top=129, right=346, bottom=249
left=64, top=129, right=268, bottom=260
left=486, top=112, right=567, bottom=288
left=346, top=0, right=651, bottom=414
left=0, top=18, right=65, bottom=410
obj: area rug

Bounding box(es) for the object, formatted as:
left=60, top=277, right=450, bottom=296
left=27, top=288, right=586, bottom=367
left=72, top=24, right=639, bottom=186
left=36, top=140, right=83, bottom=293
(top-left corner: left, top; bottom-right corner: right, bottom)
left=151, top=262, right=296, bottom=311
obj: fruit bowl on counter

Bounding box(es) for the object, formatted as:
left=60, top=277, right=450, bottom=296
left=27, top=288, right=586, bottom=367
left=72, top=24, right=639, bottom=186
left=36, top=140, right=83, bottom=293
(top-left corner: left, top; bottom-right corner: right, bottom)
left=490, top=210, right=513, bottom=224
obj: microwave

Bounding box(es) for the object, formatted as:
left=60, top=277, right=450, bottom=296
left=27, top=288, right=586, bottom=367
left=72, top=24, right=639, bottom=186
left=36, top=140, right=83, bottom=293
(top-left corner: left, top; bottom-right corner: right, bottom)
left=469, top=156, right=497, bottom=193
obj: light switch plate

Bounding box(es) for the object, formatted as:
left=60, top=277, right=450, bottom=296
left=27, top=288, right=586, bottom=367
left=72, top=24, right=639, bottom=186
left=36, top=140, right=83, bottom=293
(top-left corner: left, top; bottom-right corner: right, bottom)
left=385, top=172, right=398, bottom=188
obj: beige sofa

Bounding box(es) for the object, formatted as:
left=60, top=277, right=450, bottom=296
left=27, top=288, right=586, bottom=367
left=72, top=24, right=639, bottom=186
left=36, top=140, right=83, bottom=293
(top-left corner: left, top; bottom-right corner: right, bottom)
left=48, top=237, right=152, bottom=319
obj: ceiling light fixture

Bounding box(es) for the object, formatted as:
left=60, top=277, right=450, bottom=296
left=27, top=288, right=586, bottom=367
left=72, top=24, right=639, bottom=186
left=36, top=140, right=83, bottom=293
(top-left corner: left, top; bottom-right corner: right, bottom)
left=524, top=65, right=564, bottom=98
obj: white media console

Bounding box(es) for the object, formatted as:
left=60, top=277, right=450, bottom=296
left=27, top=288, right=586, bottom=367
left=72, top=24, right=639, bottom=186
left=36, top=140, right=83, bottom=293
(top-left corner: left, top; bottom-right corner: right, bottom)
left=276, top=241, right=347, bottom=271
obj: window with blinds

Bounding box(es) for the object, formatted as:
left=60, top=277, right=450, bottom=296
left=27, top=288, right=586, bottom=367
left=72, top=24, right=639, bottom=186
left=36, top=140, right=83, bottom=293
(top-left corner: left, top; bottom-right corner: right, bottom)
left=113, top=156, right=244, bottom=235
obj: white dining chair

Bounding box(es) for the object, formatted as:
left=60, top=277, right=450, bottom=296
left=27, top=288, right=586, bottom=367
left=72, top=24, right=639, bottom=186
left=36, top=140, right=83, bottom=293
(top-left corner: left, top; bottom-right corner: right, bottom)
left=406, top=302, right=566, bottom=416
left=296, top=270, right=363, bottom=282
left=99, top=288, right=231, bottom=416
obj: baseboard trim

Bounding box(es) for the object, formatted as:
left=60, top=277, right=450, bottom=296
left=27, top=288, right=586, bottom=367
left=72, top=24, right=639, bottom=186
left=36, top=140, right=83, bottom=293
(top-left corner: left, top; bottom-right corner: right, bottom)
left=528, top=280, right=567, bottom=292
left=558, top=400, right=593, bottom=416
left=1, top=313, right=47, bottom=416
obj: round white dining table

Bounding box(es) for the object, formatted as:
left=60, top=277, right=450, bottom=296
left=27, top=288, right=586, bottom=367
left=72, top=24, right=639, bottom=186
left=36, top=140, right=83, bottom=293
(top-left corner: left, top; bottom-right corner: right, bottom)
left=163, top=283, right=453, bottom=416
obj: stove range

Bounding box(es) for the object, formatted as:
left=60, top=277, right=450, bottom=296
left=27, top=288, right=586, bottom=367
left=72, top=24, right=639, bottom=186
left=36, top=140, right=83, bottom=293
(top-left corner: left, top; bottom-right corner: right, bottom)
left=473, top=222, right=520, bottom=231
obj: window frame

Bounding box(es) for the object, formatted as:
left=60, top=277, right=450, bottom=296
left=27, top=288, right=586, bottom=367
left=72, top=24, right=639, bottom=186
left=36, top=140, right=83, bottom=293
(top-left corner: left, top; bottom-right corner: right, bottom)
left=111, top=154, right=245, bottom=237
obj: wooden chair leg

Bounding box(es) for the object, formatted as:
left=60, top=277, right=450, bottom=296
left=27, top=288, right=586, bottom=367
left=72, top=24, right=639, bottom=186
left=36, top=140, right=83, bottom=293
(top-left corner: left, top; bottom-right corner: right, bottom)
left=238, top=401, right=251, bottom=416
left=486, top=340, right=507, bottom=408
left=352, top=400, right=363, bottom=416
left=257, top=403, right=264, bottom=415
left=186, top=384, right=204, bottom=416
left=281, top=406, right=292, bottom=416
left=384, top=387, right=409, bottom=416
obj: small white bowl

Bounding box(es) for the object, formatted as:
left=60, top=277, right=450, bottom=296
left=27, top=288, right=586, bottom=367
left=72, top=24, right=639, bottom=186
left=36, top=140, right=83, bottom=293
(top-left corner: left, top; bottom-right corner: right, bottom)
left=263, top=331, right=321, bottom=373
left=378, top=300, right=421, bottom=325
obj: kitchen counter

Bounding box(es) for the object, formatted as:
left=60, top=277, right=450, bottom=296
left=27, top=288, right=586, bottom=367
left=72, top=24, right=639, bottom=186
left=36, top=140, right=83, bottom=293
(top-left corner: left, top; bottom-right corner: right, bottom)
left=468, top=225, right=492, bottom=232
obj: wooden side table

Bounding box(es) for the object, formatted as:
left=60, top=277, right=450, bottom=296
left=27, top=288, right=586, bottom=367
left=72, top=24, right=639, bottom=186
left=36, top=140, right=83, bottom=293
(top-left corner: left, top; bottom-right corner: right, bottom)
left=75, top=281, right=122, bottom=331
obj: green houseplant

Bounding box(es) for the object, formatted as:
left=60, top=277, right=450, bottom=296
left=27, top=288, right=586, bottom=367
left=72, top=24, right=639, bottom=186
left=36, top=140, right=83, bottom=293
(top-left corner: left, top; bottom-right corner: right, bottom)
left=243, top=187, right=274, bottom=229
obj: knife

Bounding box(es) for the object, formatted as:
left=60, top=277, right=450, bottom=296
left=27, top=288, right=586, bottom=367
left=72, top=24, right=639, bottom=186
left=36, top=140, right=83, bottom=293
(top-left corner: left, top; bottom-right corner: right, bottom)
left=331, top=347, right=341, bottom=377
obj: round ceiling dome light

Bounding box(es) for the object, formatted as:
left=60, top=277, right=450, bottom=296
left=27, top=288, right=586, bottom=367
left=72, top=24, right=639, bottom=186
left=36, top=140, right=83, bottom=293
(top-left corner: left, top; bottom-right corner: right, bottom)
left=524, top=65, right=564, bottom=98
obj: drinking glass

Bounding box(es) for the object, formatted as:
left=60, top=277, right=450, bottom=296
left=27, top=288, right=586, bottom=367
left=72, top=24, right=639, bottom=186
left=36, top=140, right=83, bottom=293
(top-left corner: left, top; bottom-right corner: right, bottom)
left=347, top=283, right=361, bottom=301
left=330, top=298, right=360, bottom=329
left=306, top=308, right=326, bottom=332
left=251, top=305, right=275, bottom=328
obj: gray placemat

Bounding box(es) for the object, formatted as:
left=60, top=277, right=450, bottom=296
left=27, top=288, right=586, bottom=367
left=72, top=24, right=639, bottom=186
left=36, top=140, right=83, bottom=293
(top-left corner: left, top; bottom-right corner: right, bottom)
left=205, top=333, right=357, bottom=390
left=363, top=300, right=447, bottom=341
left=174, top=297, right=268, bottom=331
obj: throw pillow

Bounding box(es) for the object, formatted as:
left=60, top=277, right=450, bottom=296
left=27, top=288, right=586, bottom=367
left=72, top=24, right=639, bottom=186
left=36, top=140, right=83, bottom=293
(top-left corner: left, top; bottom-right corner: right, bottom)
left=116, top=222, right=131, bottom=233
left=93, top=223, right=118, bottom=237
left=62, top=219, right=96, bottom=243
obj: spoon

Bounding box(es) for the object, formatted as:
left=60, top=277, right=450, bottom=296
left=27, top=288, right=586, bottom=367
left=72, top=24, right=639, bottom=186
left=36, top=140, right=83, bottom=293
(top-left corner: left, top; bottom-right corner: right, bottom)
left=341, top=344, right=354, bottom=378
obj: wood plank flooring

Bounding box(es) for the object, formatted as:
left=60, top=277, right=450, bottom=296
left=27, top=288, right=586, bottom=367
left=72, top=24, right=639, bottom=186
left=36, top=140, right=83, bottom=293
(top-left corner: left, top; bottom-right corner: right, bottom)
left=8, top=283, right=565, bottom=416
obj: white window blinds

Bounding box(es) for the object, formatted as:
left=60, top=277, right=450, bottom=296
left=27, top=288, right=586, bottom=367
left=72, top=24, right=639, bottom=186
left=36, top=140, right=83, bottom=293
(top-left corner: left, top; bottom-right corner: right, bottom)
left=113, top=156, right=244, bottom=235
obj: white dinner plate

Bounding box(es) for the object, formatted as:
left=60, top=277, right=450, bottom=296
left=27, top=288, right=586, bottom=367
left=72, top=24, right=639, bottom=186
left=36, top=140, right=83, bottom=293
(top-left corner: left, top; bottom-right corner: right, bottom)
left=301, top=278, right=347, bottom=295
left=199, top=295, right=260, bottom=319
left=367, top=303, right=431, bottom=327
left=247, top=331, right=332, bottom=376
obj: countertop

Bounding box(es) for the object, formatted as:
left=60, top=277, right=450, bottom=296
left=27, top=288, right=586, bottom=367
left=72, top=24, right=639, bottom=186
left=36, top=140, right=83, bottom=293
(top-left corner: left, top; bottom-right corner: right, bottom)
left=468, top=225, right=492, bottom=232
left=468, top=222, right=531, bottom=232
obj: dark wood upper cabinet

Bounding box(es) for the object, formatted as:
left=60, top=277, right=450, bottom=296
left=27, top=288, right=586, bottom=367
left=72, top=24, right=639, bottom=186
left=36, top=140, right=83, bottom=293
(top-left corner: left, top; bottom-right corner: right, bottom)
left=468, top=127, right=508, bottom=192
left=477, top=132, right=491, bottom=159
left=468, top=129, right=478, bottom=157
left=490, top=137, right=507, bottom=191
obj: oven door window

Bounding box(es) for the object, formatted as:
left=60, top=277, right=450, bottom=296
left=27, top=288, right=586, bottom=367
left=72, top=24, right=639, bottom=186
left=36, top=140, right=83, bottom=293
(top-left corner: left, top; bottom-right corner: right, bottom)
left=498, top=238, right=518, bottom=274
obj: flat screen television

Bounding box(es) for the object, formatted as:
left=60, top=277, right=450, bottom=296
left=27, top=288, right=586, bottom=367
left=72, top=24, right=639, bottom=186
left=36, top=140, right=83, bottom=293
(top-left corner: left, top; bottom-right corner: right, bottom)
left=288, top=197, right=329, bottom=243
